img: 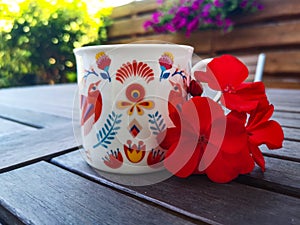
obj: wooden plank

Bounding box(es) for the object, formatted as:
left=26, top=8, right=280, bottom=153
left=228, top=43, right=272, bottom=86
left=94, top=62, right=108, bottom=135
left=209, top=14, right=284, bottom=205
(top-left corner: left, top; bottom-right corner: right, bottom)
left=240, top=157, right=300, bottom=198
left=273, top=111, right=300, bottom=120
left=0, top=118, right=35, bottom=137
left=212, top=21, right=300, bottom=52
left=0, top=123, right=78, bottom=172
left=263, top=77, right=300, bottom=89
left=108, top=31, right=213, bottom=54
left=0, top=84, right=77, bottom=118
left=266, top=89, right=300, bottom=113
left=0, top=161, right=197, bottom=225
left=261, top=140, right=300, bottom=162
left=282, top=127, right=300, bottom=141
left=273, top=117, right=300, bottom=129
left=0, top=104, right=71, bottom=129
left=108, top=15, right=152, bottom=38
left=51, top=150, right=300, bottom=225
left=111, top=0, right=157, bottom=19
left=264, top=50, right=300, bottom=74
left=235, top=0, right=300, bottom=24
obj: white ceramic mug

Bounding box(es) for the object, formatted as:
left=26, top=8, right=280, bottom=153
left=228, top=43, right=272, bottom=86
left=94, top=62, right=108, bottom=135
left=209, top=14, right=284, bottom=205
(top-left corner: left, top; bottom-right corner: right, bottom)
left=74, top=44, right=213, bottom=174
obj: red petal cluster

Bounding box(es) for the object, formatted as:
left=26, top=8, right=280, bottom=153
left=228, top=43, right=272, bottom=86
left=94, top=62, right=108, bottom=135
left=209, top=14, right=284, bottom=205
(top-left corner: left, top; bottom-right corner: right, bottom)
left=159, top=55, right=284, bottom=183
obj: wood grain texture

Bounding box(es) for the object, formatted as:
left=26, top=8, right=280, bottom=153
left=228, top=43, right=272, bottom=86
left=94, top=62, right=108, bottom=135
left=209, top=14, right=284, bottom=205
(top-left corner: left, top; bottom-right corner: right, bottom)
left=234, top=0, right=300, bottom=24
left=261, top=140, right=300, bottom=162
left=0, top=104, right=71, bottom=129
left=110, top=0, right=157, bottom=19
left=108, top=31, right=213, bottom=54
left=212, top=21, right=300, bottom=52
left=243, top=157, right=300, bottom=197
left=264, top=50, right=300, bottom=74
left=0, top=161, right=197, bottom=225
left=0, top=123, right=78, bottom=172
left=51, top=151, right=300, bottom=225
left=0, top=84, right=77, bottom=118
left=108, top=15, right=152, bottom=38
left=0, top=118, right=35, bottom=138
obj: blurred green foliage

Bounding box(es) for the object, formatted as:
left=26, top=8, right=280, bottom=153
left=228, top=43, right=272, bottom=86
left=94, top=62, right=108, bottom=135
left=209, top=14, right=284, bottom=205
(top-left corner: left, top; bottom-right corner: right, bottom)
left=0, top=0, right=112, bottom=87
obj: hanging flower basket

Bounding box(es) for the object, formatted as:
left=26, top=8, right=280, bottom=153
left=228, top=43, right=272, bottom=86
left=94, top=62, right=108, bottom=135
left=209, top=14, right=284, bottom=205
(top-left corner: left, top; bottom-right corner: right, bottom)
left=144, top=0, right=264, bottom=37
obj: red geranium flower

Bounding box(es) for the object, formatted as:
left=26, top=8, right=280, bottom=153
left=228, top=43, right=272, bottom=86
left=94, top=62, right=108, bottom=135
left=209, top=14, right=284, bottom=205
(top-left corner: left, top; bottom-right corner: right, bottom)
left=194, top=55, right=267, bottom=112
left=159, top=96, right=253, bottom=181
left=202, top=111, right=255, bottom=183
left=246, top=101, right=284, bottom=171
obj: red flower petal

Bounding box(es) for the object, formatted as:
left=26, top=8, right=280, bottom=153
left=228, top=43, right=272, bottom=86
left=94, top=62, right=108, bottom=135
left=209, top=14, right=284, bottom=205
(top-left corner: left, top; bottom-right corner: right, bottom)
left=157, top=127, right=180, bottom=150
left=248, top=103, right=274, bottom=130
left=249, top=144, right=265, bottom=171
left=221, top=82, right=267, bottom=112
left=181, top=97, right=224, bottom=135
left=195, top=55, right=248, bottom=91
left=164, top=139, right=202, bottom=178
left=249, top=120, right=284, bottom=149
left=205, top=148, right=254, bottom=183
left=217, top=112, right=248, bottom=154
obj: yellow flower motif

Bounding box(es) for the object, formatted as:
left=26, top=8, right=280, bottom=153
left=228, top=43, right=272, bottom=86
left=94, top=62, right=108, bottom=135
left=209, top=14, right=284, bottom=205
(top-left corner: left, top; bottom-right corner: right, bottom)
left=95, top=52, right=106, bottom=60
left=163, top=52, right=174, bottom=62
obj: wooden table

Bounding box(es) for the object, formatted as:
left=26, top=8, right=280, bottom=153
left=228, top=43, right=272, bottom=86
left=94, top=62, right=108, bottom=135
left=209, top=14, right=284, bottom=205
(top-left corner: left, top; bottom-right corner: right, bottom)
left=0, top=84, right=299, bottom=225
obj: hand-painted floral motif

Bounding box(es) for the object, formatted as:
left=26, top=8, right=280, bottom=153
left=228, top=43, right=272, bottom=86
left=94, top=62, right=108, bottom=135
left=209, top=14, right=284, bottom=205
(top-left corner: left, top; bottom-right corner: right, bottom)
left=148, top=111, right=166, bottom=135
left=103, top=149, right=124, bottom=169
left=159, top=52, right=187, bottom=81
left=80, top=80, right=102, bottom=136
left=147, top=148, right=166, bottom=168
left=95, top=52, right=112, bottom=82
left=124, top=140, right=146, bottom=163
left=93, top=111, right=122, bottom=149
left=115, top=60, right=154, bottom=84
left=117, top=83, right=154, bottom=115
left=159, top=52, right=173, bottom=81
left=84, top=52, right=112, bottom=82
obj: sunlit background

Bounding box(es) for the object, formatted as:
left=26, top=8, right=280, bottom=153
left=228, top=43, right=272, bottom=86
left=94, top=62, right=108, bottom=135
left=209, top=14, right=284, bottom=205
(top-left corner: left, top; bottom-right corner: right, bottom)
left=0, top=0, right=136, bottom=30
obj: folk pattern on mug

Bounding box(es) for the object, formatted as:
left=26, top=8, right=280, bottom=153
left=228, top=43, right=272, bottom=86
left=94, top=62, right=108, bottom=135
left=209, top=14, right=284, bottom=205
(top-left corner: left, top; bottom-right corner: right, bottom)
left=80, top=51, right=185, bottom=169
left=116, top=83, right=154, bottom=116
left=83, top=52, right=112, bottom=82
left=102, top=149, right=124, bottom=169
left=115, top=60, right=155, bottom=84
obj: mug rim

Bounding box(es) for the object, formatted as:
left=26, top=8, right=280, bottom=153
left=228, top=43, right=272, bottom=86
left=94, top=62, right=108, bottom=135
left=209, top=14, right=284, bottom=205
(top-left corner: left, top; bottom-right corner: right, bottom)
left=73, top=43, right=194, bottom=55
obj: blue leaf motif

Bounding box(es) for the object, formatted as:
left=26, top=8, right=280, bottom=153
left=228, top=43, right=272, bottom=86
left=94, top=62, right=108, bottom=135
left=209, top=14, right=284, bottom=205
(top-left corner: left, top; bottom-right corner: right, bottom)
left=162, top=72, right=170, bottom=79
left=93, top=111, right=123, bottom=149
left=148, top=111, right=167, bottom=135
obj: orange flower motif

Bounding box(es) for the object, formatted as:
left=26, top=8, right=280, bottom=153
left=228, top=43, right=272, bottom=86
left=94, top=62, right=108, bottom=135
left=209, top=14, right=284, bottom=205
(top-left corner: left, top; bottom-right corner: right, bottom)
left=124, top=140, right=146, bottom=163
left=117, top=83, right=154, bottom=115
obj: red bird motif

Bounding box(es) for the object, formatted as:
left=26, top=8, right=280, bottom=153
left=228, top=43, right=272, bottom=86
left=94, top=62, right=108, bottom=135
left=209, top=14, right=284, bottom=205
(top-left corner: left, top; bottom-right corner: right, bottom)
left=80, top=80, right=102, bottom=136
left=168, top=80, right=186, bottom=115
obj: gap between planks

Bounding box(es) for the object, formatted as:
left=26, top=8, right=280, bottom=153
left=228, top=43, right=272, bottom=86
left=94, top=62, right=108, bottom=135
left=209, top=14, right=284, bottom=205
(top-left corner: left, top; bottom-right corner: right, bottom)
left=48, top=159, right=217, bottom=225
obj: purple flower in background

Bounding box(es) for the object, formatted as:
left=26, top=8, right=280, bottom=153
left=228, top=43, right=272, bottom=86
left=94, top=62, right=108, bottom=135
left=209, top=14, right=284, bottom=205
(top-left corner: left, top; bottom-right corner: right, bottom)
left=178, top=6, right=190, bottom=16
left=165, top=24, right=176, bottom=32
left=192, top=0, right=204, bottom=10
left=173, top=16, right=187, bottom=29
left=214, top=0, right=224, bottom=8
left=143, top=21, right=153, bottom=30
left=201, top=3, right=212, bottom=17
left=144, top=0, right=264, bottom=36
left=152, top=12, right=162, bottom=24
left=186, top=17, right=199, bottom=37
left=240, top=0, right=248, bottom=8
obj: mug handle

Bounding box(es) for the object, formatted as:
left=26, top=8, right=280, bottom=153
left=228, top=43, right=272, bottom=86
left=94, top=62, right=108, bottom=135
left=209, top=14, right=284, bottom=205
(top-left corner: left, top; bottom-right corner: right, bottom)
left=191, top=58, right=222, bottom=102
